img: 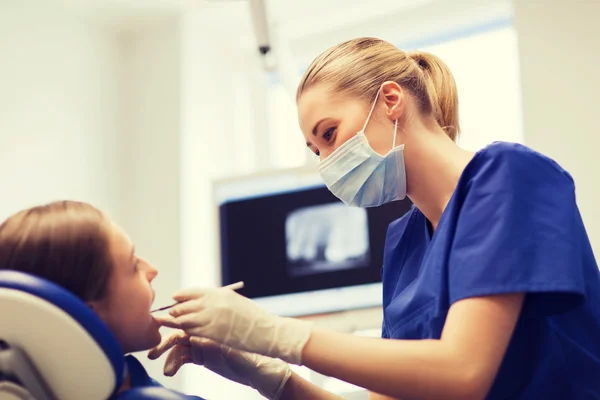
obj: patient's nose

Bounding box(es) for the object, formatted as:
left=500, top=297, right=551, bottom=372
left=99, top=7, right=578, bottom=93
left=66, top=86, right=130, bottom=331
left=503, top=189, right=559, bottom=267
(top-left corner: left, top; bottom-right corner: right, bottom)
left=147, top=264, right=158, bottom=282
left=139, top=257, right=158, bottom=281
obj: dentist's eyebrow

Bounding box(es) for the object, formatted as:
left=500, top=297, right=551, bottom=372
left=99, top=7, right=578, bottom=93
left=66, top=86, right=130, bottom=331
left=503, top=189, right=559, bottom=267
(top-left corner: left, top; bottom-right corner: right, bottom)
left=312, top=119, right=326, bottom=136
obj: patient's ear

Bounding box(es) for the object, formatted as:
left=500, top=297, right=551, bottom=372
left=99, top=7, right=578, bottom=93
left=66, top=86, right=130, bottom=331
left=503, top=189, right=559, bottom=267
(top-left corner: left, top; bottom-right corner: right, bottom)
left=86, top=301, right=99, bottom=313
left=87, top=301, right=110, bottom=325
left=86, top=301, right=103, bottom=315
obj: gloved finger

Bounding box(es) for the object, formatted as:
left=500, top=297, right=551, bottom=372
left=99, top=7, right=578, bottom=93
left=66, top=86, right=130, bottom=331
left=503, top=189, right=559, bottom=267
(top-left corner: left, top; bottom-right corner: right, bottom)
left=153, top=314, right=177, bottom=326
left=189, top=336, right=222, bottom=354
left=154, top=315, right=184, bottom=329
left=190, top=337, right=234, bottom=369
left=164, top=345, right=192, bottom=377
left=171, top=310, right=213, bottom=331
left=172, top=287, right=213, bottom=302
left=148, top=331, right=189, bottom=360
left=164, top=347, right=182, bottom=376
left=165, top=356, right=193, bottom=377
left=169, top=298, right=204, bottom=318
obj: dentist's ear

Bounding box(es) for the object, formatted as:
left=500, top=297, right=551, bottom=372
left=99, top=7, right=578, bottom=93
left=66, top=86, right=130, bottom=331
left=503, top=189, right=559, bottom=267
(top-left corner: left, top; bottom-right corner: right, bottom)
left=380, top=81, right=405, bottom=122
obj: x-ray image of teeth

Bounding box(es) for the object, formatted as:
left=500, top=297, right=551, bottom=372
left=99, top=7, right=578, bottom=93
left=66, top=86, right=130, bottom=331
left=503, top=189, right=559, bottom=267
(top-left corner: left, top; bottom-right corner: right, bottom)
left=285, top=203, right=370, bottom=277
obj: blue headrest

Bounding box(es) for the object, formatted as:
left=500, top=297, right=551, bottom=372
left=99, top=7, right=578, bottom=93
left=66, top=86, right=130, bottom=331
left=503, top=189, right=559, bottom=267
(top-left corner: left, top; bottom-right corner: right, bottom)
left=112, top=387, right=195, bottom=400
left=0, top=270, right=125, bottom=399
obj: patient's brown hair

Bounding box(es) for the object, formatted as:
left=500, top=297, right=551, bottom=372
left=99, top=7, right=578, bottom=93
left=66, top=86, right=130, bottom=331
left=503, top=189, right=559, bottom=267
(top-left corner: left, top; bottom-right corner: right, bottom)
left=0, top=201, right=113, bottom=302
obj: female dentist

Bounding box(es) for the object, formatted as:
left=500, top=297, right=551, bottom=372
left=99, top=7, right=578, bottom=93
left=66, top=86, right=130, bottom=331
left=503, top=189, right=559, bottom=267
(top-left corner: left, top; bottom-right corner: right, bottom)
left=149, top=37, right=600, bottom=400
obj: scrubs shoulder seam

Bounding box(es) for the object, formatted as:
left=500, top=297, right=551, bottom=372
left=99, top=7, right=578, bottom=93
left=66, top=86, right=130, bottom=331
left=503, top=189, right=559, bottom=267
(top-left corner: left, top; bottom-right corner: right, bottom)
left=485, top=142, right=575, bottom=185
left=449, top=282, right=585, bottom=304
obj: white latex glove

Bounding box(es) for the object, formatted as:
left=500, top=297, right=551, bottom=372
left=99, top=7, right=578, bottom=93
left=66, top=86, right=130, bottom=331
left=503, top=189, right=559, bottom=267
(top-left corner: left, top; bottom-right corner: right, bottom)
left=160, top=287, right=313, bottom=365
left=147, top=329, right=292, bottom=400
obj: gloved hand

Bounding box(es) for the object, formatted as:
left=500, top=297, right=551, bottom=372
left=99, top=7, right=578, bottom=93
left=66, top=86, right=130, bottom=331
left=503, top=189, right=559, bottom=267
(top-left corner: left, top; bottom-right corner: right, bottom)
left=147, top=329, right=292, bottom=400
left=159, top=287, right=313, bottom=365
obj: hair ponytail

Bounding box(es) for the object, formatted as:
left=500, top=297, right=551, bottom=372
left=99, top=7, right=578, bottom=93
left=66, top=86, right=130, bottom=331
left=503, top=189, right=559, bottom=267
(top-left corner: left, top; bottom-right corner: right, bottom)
left=407, top=51, right=460, bottom=141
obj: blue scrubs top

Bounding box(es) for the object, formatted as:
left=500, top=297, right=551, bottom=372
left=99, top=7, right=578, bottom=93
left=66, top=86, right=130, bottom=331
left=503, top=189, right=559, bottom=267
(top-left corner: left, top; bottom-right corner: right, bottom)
left=381, top=142, right=600, bottom=399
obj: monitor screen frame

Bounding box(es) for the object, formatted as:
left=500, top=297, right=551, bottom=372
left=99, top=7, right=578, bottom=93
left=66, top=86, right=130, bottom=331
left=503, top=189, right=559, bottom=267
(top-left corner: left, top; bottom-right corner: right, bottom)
left=212, top=166, right=406, bottom=317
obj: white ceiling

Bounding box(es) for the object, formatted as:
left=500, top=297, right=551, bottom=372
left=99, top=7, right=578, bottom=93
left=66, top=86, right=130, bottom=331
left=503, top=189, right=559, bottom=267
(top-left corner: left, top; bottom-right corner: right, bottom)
left=56, top=0, right=426, bottom=18
left=49, top=0, right=511, bottom=64
left=53, top=0, right=435, bottom=36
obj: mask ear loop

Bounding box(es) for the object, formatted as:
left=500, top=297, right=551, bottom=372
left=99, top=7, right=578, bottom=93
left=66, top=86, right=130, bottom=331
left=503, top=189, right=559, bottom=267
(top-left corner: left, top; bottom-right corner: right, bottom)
left=364, top=89, right=399, bottom=150
left=361, top=90, right=381, bottom=133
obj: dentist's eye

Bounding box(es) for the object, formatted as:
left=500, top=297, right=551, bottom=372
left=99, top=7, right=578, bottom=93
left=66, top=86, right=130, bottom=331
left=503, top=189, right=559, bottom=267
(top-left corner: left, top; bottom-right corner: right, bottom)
left=323, top=128, right=335, bottom=141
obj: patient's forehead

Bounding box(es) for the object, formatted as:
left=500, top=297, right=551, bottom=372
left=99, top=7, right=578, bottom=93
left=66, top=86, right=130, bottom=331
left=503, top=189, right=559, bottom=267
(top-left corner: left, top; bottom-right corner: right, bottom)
left=106, top=221, right=134, bottom=268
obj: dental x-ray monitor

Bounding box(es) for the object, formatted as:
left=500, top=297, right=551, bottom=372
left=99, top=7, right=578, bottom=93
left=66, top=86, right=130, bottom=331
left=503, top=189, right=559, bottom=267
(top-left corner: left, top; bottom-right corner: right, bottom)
left=214, top=167, right=412, bottom=317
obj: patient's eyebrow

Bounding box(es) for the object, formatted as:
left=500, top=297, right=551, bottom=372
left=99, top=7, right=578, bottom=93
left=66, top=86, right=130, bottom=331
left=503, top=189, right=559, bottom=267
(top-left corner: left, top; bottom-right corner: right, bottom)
left=130, top=246, right=135, bottom=262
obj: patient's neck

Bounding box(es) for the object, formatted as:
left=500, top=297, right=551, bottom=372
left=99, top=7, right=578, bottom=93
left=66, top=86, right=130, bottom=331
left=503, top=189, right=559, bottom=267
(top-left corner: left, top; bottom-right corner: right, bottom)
left=117, top=372, right=132, bottom=394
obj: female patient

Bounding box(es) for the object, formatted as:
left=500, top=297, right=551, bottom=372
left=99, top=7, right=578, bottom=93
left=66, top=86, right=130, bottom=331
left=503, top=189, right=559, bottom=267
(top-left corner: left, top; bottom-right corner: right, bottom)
left=0, top=200, right=199, bottom=397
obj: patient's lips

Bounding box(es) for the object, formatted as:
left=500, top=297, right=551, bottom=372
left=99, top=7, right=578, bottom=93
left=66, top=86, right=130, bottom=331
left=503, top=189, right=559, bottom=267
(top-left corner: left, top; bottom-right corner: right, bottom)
left=151, top=302, right=178, bottom=313
left=150, top=282, right=244, bottom=313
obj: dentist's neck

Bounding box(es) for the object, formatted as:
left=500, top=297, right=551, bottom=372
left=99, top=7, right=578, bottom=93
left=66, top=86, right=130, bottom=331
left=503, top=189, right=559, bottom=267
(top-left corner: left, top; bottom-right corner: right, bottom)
left=401, top=121, right=474, bottom=230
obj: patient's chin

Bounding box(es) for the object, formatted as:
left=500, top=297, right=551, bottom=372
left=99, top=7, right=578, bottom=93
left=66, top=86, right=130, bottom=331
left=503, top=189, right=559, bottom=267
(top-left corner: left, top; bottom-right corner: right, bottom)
left=141, top=320, right=162, bottom=349
left=121, top=320, right=162, bottom=354
left=149, top=324, right=162, bottom=346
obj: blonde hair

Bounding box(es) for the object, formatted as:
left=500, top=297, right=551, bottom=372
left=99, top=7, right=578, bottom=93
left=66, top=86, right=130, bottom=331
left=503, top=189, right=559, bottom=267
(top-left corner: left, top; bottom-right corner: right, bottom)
left=297, top=37, right=460, bottom=141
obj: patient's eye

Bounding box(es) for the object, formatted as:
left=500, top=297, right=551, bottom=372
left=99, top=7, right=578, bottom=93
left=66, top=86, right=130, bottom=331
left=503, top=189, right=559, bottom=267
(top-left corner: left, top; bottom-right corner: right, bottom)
left=133, top=257, right=140, bottom=271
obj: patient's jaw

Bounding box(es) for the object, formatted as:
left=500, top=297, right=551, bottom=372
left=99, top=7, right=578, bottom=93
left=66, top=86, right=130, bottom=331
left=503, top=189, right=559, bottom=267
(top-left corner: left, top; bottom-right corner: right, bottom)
left=90, top=221, right=161, bottom=354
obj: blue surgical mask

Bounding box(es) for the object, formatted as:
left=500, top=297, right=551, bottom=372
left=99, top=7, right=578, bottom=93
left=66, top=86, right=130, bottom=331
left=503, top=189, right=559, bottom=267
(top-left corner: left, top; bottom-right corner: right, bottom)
left=318, top=90, right=407, bottom=207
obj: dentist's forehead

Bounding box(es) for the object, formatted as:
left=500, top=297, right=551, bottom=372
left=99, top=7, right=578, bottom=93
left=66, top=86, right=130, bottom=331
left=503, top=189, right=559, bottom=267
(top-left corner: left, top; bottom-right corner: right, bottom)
left=297, top=85, right=348, bottom=136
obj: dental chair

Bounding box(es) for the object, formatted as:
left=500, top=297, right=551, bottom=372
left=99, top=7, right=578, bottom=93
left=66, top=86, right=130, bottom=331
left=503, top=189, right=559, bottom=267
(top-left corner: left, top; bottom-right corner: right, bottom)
left=0, top=270, right=190, bottom=400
